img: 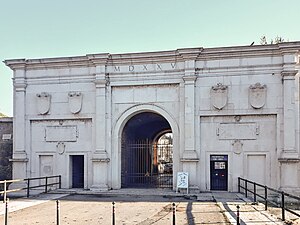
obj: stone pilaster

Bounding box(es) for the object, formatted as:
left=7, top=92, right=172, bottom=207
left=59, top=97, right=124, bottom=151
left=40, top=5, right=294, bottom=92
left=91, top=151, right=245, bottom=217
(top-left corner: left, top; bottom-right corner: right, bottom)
left=181, top=58, right=199, bottom=190
left=12, top=67, right=28, bottom=180
left=182, top=74, right=198, bottom=157
left=281, top=70, right=298, bottom=159
left=90, top=56, right=110, bottom=191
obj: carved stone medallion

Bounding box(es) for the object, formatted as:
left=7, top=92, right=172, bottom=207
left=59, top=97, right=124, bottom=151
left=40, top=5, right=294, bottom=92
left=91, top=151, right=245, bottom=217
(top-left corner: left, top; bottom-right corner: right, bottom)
left=211, top=83, right=228, bottom=110
left=56, top=142, right=65, bottom=155
left=232, top=140, right=243, bottom=154
left=36, top=92, right=51, bottom=115
left=249, top=83, right=267, bottom=109
left=68, top=92, right=82, bottom=114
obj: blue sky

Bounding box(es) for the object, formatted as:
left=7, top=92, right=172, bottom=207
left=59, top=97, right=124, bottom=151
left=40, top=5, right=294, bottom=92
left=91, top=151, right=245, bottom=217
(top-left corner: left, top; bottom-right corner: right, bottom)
left=1, top=0, right=300, bottom=116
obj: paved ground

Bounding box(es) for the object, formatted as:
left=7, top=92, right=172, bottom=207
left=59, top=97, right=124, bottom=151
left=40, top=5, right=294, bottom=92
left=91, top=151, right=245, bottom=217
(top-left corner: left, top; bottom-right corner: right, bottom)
left=0, top=189, right=296, bottom=224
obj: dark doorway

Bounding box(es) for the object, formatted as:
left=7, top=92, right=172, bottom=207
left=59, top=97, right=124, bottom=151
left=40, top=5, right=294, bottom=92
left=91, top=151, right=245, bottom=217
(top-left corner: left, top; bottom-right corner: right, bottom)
left=121, top=112, right=173, bottom=188
left=210, top=155, right=228, bottom=191
left=71, top=155, right=84, bottom=188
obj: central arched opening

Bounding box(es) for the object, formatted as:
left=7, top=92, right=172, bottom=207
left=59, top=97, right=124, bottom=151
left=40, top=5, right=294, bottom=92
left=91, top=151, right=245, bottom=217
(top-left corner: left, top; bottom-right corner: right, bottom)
left=121, top=112, right=173, bottom=188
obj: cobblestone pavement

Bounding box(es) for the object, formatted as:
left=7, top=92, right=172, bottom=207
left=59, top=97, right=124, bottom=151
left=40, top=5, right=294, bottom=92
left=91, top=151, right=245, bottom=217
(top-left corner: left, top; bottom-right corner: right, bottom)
left=0, top=190, right=290, bottom=224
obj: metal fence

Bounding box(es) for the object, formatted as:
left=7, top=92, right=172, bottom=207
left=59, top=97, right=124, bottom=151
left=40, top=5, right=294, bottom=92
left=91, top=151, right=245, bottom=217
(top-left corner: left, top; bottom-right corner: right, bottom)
left=0, top=175, right=61, bottom=225
left=0, top=175, right=61, bottom=199
left=238, top=177, right=300, bottom=221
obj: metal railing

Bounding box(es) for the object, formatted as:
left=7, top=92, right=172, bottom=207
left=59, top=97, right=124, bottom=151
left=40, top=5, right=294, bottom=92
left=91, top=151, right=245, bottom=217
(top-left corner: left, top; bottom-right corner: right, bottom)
left=0, top=175, right=61, bottom=200
left=238, top=177, right=300, bottom=221
left=0, top=175, right=61, bottom=225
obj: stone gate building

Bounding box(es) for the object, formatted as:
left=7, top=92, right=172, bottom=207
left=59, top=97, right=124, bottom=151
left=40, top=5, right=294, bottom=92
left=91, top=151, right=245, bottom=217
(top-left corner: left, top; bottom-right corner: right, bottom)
left=4, top=42, right=300, bottom=193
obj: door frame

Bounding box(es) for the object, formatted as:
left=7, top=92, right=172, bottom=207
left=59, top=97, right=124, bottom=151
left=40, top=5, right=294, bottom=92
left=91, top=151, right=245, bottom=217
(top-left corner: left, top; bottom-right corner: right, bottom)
left=210, top=154, right=228, bottom=191
left=68, top=154, right=87, bottom=189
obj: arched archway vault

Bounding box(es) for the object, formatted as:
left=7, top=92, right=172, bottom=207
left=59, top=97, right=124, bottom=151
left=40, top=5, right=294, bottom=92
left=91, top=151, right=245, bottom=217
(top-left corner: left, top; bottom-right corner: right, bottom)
left=111, top=104, right=179, bottom=189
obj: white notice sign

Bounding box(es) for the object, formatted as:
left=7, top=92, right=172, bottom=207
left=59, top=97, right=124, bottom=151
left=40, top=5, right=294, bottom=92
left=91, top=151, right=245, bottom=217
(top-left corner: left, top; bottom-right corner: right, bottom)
left=176, top=172, right=189, bottom=193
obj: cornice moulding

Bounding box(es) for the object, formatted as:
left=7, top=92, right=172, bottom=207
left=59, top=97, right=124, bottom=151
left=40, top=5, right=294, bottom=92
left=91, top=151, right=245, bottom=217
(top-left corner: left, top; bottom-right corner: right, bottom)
left=4, top=59, right=26, bottom=70
left=4, top=42, right=300, bottom=70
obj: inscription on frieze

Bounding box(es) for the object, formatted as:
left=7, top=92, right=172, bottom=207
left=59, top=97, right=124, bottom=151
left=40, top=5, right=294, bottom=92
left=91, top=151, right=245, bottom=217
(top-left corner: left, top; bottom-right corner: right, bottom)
left=45, top=126, right=78, bottom=142
left=217, top=123, right=259, bottom=140
left=112, top=62, right=177, bottom=73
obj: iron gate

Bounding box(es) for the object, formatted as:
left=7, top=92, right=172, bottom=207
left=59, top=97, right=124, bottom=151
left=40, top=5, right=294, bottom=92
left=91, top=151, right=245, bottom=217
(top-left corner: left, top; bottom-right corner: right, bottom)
left=121, top=140, right=173, bottom=188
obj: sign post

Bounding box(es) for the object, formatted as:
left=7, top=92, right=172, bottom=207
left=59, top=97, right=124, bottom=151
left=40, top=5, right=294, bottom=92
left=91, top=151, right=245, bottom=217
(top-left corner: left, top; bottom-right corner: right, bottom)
left=176, top=172, right=189, bottom=194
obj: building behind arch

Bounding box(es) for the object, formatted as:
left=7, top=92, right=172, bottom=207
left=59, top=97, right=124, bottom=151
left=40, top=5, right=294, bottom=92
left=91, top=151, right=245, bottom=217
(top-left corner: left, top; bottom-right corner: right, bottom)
left=4, top=42, right=300, bottom=193
left=0, top=115, right=13, bottom=182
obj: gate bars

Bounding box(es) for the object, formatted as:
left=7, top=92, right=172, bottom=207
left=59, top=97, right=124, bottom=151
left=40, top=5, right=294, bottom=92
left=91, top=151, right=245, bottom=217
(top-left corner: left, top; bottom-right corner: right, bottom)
left=238, top=177, right=300, bottom=221
left=122, top=139, right=173, bottom=188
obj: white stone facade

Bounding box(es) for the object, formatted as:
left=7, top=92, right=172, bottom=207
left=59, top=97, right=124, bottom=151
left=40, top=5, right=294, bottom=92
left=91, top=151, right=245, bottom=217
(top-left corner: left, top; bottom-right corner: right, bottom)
left=4, top=42, right=300, bottom=193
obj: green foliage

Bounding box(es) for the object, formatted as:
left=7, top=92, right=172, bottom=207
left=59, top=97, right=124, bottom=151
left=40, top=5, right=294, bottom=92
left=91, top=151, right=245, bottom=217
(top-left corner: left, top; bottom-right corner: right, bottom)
left=0, top=113, right=8, bottom=118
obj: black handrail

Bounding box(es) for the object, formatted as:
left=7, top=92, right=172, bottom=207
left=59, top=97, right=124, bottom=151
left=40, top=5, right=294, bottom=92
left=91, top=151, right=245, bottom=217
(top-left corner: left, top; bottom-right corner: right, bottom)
left=0, top=175, right=61, bottom=199
left=238, top=177, right=300, bottom=221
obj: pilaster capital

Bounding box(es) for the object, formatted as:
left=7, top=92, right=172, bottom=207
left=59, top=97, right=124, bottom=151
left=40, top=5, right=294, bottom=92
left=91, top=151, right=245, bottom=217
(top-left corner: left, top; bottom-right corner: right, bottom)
left=92, top=151, right=110, bottom=162
left=278, top=158, right=300, bottom=163
left=181, top=150, right=199, bottom=161
left=94, top=74, right=109, bottom=88
left=183, top=75, right=197, bottom=84
left=14, top=79, right=27, bottom=92
left=281, top=70, right=298, bottom=80
left=12, top=151, right=27, bottom=160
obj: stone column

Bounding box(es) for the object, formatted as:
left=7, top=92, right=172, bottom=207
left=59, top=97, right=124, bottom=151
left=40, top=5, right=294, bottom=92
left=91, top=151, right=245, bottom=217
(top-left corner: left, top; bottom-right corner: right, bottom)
left=91, top=63, right=110, bottom=191
left=12, top=67, right=28, bottom=180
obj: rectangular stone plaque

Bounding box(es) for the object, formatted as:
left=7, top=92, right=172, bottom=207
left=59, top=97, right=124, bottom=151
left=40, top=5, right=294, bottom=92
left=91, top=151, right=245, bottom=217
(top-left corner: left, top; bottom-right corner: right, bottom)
left=217, top=123, right=258, bottom=140
left=45, top=126, right=77, bottom=142
left=2, top=134, right=12, bottom=140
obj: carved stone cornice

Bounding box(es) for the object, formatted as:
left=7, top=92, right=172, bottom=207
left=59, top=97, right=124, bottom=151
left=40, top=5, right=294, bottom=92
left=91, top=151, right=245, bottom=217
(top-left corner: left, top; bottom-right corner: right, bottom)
left=3, top=59, right=26, bottom=70
left=87, top=53, right=110, bottom=66
left=177, top=48, right=203, bottom=60
left=4, top=42, right=300, bottom=70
